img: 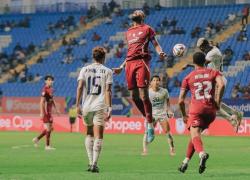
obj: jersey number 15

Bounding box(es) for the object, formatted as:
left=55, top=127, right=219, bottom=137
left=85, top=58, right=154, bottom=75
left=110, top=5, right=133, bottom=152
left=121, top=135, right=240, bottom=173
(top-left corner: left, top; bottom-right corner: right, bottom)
left=87, top=76, right=101, bottom=95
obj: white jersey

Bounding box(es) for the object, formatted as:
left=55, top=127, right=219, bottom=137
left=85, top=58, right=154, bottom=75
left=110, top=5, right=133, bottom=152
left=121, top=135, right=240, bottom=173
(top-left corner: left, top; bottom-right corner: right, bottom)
left=77, top=63, right=113, bottom=114
left=149, top=87, right=169, bottom=117
left=206, top=46, right=223, bottom=72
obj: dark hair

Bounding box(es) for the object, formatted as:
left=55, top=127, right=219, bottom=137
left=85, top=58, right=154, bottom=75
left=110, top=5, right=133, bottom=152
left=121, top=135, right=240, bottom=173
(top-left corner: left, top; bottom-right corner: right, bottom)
left=193, top=52, right=206, bottom=66
left=151, top=75, right=161, bottom=81
left=44, top=74, right=54, bottom=81
left=92, top=46, right=106, bottom=62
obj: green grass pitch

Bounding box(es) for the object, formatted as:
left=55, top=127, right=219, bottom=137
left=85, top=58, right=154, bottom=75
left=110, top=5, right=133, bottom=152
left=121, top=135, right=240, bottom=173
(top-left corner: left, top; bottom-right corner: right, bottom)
left=0, top=132, right=250, bottom=180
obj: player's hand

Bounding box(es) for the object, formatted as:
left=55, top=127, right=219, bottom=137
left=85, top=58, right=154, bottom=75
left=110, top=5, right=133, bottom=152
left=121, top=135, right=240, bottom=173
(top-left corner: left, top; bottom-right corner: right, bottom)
left=40, top=113, right=44, bottom=118
left=159, top=52, right=167, bottom=60
left=105, top=107, right=112, bottom=122
left=112, top=67, right=123, bottom=75
left=167, top=110, right=174, bottom=118
left=77, top=106, right=82, bottom=116
left=182, top=115, right=188, bottom=124
left=56, top=109, right=60, bottom=116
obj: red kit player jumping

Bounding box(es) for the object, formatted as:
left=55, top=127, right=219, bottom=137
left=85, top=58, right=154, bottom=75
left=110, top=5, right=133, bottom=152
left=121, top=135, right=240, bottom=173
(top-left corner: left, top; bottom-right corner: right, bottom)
left=113, top=10, right=167, bottom=142
left=33, top=75, right=60, bottom=150
left=178, top=52, right=225, bottom=174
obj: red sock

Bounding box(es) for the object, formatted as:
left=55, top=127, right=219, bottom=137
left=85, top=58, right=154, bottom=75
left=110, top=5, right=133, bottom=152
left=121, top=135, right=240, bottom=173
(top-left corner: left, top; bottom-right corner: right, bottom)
left=186, top=139, right=195, bottom=159
left=46, top=131, right=51, bottom=146
left=133, top=98, right=146, bottom=117
left=142, top=99, right=153, bottom=123
left=192, top=136, right=204, bottom=153
left=37, top=130, right=46, bottom=140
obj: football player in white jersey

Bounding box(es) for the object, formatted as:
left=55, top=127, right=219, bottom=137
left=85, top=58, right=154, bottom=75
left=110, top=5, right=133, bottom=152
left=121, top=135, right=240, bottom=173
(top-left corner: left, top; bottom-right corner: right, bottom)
left=141, top=75, right=175, bottom=156
left=76, top=47, right=113, bottom=173
left=196, top=38, right=243, bottom=132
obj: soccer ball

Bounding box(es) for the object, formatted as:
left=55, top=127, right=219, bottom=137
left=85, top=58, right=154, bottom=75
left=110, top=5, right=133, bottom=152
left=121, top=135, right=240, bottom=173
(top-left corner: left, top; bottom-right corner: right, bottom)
left=173, top=44, right=186, bottom=57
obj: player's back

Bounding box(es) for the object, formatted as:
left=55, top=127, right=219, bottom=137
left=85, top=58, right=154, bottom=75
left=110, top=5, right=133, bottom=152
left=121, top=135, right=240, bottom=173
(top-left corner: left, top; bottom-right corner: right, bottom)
left=78, top=63, right=113, bottom=114
left=183, top=67, right=221, bottom=114
left=126, top=24, right=155, bottom=61
left=206, top=46, right=223, bottom=72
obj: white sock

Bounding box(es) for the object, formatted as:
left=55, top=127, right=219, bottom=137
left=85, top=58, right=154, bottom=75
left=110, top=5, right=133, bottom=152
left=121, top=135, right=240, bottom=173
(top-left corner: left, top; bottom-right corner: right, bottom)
left=183, top=157, right=190, bottom=164
left=142, top=133, right=148, bottom=152
left=148, top=123, right=154, bottom=129
left=85, top=136, right=94, bottom=165
left=199, top=151, right=205, bottom=158
left=93, top=138, right=103, bottom=166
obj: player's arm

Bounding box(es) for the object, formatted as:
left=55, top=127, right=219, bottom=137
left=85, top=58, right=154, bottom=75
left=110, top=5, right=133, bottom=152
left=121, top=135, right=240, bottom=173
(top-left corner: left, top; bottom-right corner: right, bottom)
left=166, top=97, right=174, bottom=118
left=151, top=37, right=167, bottom=59
left=214, top=75, right=225, bottom=110
left=178, top=88, right=188, bottom=124
left=76, top=79, right=84, bottom=116
left=105, top=83, right=112, bottom=121
left=112, top=59, right=126, bottom=75
left=52, top=99, right=60, bottom=115
left=40, top=96, right=46, bottom=118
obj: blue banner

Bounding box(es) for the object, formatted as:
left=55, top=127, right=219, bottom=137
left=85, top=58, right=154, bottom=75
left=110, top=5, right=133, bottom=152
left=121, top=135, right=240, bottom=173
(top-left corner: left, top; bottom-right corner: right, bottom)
left=112, top=98, right=131, bottom=115
left=223, top=99, right=250, bottom=117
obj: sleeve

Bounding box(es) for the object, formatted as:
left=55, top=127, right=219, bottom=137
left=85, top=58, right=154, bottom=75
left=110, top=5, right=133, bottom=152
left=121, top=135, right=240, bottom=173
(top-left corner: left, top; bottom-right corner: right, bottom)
left=41, top=87, right=47, bottom=97
left=213, top=70, right=222, bottom=78
left=165, top=89, right=169, bottom=99
left=181, top=77, right=189, bottom=91
left=205, top=51, right=212, bottom=62
left=77, top=67, right=85, bottom=81
left=106, top=69, right=113, bottom=84
left=148, top=26, right=156, bottom=40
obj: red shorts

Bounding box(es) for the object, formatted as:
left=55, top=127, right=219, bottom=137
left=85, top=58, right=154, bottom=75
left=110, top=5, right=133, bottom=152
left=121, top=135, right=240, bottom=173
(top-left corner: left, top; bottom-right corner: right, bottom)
left=42, top=114, right=53, bottom=123
left=125, top=59, right=150, bottom=90
left=188, top=112, right=216, bottom=130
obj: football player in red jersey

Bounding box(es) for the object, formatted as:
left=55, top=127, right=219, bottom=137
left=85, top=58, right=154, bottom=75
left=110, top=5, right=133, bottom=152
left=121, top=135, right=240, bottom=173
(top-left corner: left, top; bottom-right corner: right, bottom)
left=113, top=10, right=167, bottom=143
left=178, top=52, right=225, bottom=174
left=33, top=75, right=60, bottom=150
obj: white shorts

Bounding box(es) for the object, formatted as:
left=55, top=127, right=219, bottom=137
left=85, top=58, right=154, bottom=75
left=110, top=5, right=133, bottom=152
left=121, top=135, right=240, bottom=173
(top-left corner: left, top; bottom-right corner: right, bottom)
left=82, top=109, right=105, bottom=126
left=153, top=112, right=169, bottom=122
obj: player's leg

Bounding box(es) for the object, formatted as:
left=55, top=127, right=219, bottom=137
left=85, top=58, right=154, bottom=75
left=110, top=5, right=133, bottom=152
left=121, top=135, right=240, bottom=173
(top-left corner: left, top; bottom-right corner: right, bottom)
left=159, top=119, right=175, bottom=156
left=33, top=115, right=48, bottom=147
left=141, top=120, right=157, bottom=155
left=91, top=110, right=105, bottom=173
left=83, top=112, right=94, bottom=171
left=178, top=138, right=195, bottom=173
left=131, top=88, right=146, bottom=117
left=219, top=102, right=243, bottom=132
left=44, top=122, right=55, bottom=150
left=190, top=126, right=209, bottom=174
left=85, top=125, right=94, bottom=171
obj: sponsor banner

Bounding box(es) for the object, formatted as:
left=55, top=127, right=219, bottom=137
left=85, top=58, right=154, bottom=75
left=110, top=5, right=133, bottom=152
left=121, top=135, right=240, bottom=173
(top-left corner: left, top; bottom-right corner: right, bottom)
left=112, top=98, right=131, bottom=115
left=1, top=114, right=250, bottom=136
left=2, top=97, right=66, bottom=114
left=223, top=99, right=250, bottom=117
left=0, top=115, right=78, bottom=132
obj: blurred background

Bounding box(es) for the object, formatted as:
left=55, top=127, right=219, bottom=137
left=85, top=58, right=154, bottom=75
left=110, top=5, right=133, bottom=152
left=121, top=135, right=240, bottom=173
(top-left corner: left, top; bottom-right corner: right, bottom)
left=0, top=0, right=249, bottom=135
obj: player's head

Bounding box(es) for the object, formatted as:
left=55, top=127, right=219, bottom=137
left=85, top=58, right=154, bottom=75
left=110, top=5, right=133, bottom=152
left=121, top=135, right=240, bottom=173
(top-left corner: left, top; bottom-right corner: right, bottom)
left=196, top=37, right=211, bottom=52
left=44, top=74, right=54, bottom=87
left=193, top=52, right=206, bottom=67
left=150, top=75, right=161, bottom=89
left=92, top=46, right=106, bottom=64
left=131, top=10, right=145, bottom=24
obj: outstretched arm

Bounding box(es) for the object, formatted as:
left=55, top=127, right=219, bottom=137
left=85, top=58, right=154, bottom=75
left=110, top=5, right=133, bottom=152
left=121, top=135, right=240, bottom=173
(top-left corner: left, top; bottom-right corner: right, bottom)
left=112, top=59, right=126, bottom=75
left=151, top=37, right=167, bottom=60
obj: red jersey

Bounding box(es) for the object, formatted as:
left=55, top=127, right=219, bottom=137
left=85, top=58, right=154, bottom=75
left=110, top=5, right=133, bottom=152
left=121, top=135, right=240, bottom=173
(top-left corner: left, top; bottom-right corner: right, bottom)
left=125, top=24, right=156, bottom=61
left=41, top=86, right=54, bottom=115
left=181, top=67, right=221, bottom=114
